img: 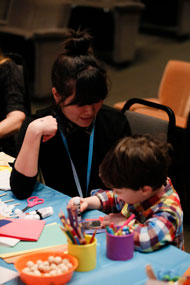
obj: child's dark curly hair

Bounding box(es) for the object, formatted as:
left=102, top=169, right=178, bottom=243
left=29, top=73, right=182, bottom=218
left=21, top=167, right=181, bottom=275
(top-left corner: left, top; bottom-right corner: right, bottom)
left=99, top=135, right=173, bottom=190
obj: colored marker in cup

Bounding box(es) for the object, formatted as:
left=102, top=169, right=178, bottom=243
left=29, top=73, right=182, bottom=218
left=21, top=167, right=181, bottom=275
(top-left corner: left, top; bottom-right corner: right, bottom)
left=115, top=214, right=135, bottom=235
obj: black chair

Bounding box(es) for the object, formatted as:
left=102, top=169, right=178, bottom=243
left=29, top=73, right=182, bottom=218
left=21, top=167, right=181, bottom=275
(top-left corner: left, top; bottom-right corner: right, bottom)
left=121, top=97, right=176, bottom=144
left=5, top=52, right=31, bottom=115
left=121, top=98, right=190, bottom=224
left=183, top=113, right=190, bottom=222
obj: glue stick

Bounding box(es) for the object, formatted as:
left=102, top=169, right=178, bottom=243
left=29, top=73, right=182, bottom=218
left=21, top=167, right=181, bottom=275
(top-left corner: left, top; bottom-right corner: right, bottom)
left=73, top=197, right=81, bottom=221
left=29, top=206, right=54, bottom=219
left=14, top=206, right=54, bottom=219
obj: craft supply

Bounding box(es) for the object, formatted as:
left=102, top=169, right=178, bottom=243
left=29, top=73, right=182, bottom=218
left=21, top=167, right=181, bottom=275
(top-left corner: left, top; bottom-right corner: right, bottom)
left=106, top=230, right=134, bottom=261
left=14, top=207, right=54, bottom=220
left=59, top=207, right=98, bottom=246
left=0, top=199, right=14, bottom=203
left=0, top=223, right=67, bottom=259
left=68, top=234, right=96, bottom=272
left=0, top=218, right=45, bottom=241
left=73, top=197, right=81, bottom=222
left=81, top=219, right=102, bottom=229
left=30, top=207, right=54, bottom=219
left=0, top=266, right=19, bottom=284
left=0, top=201, right=20, bottom=217
left=22, top=255, right=73, bottom=276
left=14, top=251, right=78, bottom=285
left=80, top=218, right=106, bottom=234
left=0, top=236, right=20, bottom=247
left=0, top=168, right=11, bottom=190
left=21, top=196, right=44, bottom=212
left=115, top=213, right=135, bottom=235
left=89, top=229, right=97, bottom=244
left=0, top=193, right=7, bottom=197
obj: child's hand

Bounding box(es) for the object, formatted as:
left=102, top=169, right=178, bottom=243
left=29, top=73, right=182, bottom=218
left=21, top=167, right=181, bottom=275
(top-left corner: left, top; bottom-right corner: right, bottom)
left=68, top=195, right=101, bottom=212
left=67, top=197, right=89, bottom=213
left=101, top=213, right=128, bottom=227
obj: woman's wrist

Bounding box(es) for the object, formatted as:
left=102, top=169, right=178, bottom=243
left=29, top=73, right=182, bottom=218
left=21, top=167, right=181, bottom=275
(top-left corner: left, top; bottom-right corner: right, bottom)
left=26, top=121, right=43, bottom=140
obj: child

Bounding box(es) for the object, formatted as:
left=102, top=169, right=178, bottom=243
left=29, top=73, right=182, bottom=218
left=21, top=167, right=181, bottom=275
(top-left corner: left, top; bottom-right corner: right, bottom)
left=69, top=135, right=184, bottom=252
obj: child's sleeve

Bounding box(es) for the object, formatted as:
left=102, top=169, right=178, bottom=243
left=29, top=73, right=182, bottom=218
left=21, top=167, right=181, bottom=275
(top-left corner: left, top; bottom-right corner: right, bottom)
left=91, top=189, right=124, bottom=214
left=132, top=210, right=183, bottom=252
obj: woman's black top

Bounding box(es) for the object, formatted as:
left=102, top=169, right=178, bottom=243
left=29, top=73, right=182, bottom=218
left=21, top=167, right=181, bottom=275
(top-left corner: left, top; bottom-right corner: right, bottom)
left=0, top=60, right=25, bottom=156
left=10, top=105, right=131, bottom=199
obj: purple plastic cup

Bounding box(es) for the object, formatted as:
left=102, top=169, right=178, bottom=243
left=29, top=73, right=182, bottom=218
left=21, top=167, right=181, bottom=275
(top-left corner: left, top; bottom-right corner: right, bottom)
left=106, top=232, right=134, bottom=261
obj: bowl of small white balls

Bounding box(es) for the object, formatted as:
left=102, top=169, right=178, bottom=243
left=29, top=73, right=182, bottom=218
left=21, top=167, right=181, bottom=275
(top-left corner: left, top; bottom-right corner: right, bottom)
left=14, top=251, right=78, bottom=284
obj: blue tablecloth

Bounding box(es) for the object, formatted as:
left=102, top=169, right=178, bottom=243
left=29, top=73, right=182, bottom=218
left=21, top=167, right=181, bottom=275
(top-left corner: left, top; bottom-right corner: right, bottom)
left=1, top=182, right=190, bottom=285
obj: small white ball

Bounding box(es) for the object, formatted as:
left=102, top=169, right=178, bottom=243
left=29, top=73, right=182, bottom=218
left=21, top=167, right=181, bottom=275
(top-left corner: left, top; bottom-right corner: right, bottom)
left=30, top=264, right=38, bottom=271
left=33, top=269, right=41, bottom=276
left=22, top=267, right=31, bottom=273
left=43, top=261, right=49, bottom=267
left=62, top=258, right=69, bottom=265
left=54, top=256, right=62, bottom=264
left=26, top=261, right=34, bottom=268
left=50, top=263, right=57, bottom=270
left=43, top=265, right=50, bottom=273
left=36, top=259, right=43, bottom=266
left=56, top=268, right=62, bottom=275
left=67, top=262, right=73, bottom=269
left=44, top=273, right=50, bottom=276
left=58, top=264, right=67, bottom=271
left=38, top=264, right=45, bottom=272
left=48, top=256, right=55, bottom=263
left=49, top=269, right=57, bottom=276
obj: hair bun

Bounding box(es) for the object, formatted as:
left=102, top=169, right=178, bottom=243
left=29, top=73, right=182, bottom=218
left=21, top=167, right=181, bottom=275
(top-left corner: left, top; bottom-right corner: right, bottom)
left=62, top=29, right=93, bottom=56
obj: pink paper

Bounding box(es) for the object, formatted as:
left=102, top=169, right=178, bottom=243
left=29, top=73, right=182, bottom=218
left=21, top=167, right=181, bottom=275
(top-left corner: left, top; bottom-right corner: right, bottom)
left=0, top=218, right=45, bottom=241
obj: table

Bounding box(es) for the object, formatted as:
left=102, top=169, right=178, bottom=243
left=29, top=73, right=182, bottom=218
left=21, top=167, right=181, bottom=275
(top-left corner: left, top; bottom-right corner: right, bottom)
left=1, top=182, right=190, bottom=285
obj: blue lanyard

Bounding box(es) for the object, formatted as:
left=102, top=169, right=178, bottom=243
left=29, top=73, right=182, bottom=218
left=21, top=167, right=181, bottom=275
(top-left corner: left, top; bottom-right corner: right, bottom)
left=59, top=125, right=95, bottom=197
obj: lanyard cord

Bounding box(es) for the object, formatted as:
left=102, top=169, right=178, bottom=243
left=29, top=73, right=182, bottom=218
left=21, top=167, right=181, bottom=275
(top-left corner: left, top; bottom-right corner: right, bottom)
left=59, top=124, right=95, bottom=198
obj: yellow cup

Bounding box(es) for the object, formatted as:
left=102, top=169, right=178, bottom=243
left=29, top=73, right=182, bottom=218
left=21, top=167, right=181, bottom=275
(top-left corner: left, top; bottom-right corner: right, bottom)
left=68, top=235, right=96, bottom=272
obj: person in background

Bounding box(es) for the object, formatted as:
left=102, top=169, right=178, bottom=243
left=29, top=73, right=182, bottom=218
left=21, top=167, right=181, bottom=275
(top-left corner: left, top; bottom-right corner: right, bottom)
left=0, top=50, right=26, bottom=157
left=10, top=29, right=131, bottom=199
left=68, top=135, right=184, bottom=252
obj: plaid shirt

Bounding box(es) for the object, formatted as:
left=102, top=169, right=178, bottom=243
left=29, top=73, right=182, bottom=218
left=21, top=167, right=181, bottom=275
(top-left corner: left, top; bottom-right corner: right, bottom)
left=92, top=178, right=184, bottom=252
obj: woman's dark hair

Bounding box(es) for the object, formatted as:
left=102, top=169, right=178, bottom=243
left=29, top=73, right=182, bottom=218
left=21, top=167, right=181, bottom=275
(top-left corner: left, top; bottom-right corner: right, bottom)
left=51, top=29, right=109, bottom=106
left=99, top=135, right=173, bottom=190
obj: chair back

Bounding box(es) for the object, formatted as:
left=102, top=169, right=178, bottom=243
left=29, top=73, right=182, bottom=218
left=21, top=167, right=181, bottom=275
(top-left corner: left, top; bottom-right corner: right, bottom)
left=5, top=52, right=31, bottom=115
left=158, top=60, right=190, bottom=118
left=0, top=0, right=13, bottom=25
left=5, top=0, right=71, bottom=30
left=122, top=98, right=176, bottom=143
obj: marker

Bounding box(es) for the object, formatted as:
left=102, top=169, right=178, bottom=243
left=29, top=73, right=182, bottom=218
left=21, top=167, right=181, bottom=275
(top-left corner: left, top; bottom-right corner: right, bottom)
left=115, top=214, right=135, bottom=235
left=106, top=226, right=115, bottom=235
left=89, top=229, right=97, bottom=243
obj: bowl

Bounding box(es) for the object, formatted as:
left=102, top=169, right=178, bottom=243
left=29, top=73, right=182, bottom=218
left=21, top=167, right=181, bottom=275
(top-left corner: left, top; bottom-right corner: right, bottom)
left=14, top=251, right=78, bottom=285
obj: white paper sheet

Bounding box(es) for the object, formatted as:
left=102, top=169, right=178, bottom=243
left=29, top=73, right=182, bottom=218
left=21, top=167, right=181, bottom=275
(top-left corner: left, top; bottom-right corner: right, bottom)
left=0, top=152, right=15, bottom=166
left=0, top=169, right=11, bottom=190
left=0, top=236, right=20, bottom=247
left=0, top=266, right=19, bottom=284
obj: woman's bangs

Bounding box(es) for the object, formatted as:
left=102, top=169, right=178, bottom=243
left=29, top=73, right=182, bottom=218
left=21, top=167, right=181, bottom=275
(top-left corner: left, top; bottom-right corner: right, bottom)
left=68, top=69, right=107, bottom=106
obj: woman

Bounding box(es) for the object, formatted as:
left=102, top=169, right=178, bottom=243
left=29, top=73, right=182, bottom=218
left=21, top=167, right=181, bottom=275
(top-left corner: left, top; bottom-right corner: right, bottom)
left=10, top=29, right=131, bottom=199
left=0, top=50, right=26, bottom=156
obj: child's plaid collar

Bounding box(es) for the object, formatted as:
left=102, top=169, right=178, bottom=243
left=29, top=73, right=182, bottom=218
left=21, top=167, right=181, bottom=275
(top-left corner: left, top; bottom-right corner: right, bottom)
left=127, top=178, right=173, bottom=214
